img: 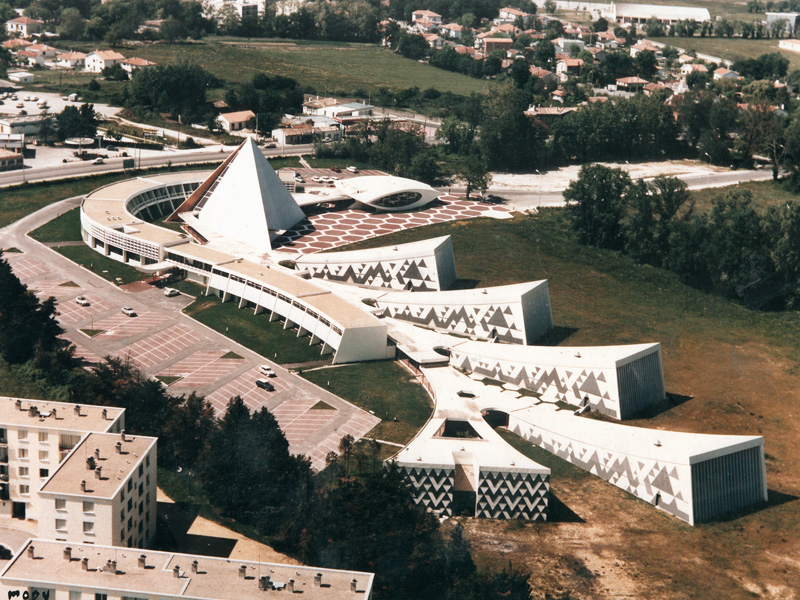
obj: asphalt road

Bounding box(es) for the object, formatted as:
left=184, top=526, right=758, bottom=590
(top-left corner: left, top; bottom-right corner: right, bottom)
left=0, top=144, right=314, bottom=188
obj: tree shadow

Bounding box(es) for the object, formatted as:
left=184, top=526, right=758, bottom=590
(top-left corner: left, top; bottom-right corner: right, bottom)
left=154, top=501, right=237, bottom=557
left=535, top=326, right=579, bottom=346
left=547, top=493, right=585, bottom=523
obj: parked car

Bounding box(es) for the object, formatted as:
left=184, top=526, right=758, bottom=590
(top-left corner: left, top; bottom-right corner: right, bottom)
left=255, top=378, right=275, bottom=391
left=163, top=287, right=180, bottom=297
left=92, top=157, right=104, bottom=165
left=106, top=145, right=118, bottom=152
left=121, top=306, right=136, bottom=317
left=346, top=165, right=359, bottom=173
left=259, top=365, right=276, bottom=377
left=330, top=165, right=341, bottom=173
left=264, top=142, right=277, bottom=148
left=75, top=296, right=90, bottom=307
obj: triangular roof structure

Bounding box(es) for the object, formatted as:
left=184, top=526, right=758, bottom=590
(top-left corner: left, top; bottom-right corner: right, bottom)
left=168, top=138, right=305, bottom=252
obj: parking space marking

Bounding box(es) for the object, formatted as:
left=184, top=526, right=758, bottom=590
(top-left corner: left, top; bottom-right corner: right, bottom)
left=67, top=340, right=104, bottom=370
left=160, top=350, right=245, bottom=388
left=7, top=256, right=49, bottom=280
left=52, top=296, right=114, bottom=326
left=93, top=312, right=171, bottom=340
left=116, top=324, right=205, bottom=369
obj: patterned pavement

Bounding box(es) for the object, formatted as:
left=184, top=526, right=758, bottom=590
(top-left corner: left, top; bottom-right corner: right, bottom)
left=272, top=196, right=509, bottom=254
left=159, top=350, right=245, bottom=388
left=7, top=255, right=49, bottom=280
left=116, top=324, right=205, bottom=369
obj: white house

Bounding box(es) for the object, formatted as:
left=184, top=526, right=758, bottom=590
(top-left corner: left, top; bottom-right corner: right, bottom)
left=120, top=57, right=157, bottom=73
left=713, top=67, right=739, bottom=81
left=26, top=43, right=58, bottom=58
left=5, top=16, right=43, bottom=38
left=84, top=50, right=126, bottom=73
left=15, top=50, right=44, bottom=67
left=218, top=110, right=255, bottom=131
left=320, top=102, right=374, bottom=119
left=6, top=71, right=33, bottom=84
left=412, top=9, right=442, bottom=24
left=440, top=23, right=464, bottom=40
left=56, top=51, right=87, bottom=69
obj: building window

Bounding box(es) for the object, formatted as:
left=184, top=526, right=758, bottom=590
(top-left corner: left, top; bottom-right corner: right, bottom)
left=127, top=517, right=132, bottom=532
left=120, top=510, right=125, bottom=522
left=94, top=594, right=107, bottom=600
left=55, top=519, right=67, bottom=531
left=138, top=464, right=144, bottom=477
left=138, top=521, right=143, bottom=533
left=145, top=455, right=150, bottom=467
left=83, top=501, right=94, bottom=513
left=127, top=479, right=133, bottom=492
left=18, top=448, right=27, bottom=459
left=39, top=450, right=48, bottom=461
left=56, top=498, right=67, bottom=510
left=19, top=485, right=29, bottom=495
left=39, top=468, right=49, bottom=478
left=127, top=498, right=132, bottom=511
left=17, top=429, right=27, bottom=441
left=83, top=521, right=94, bottom=534
left=138, top=483, right=143, bottom=497
left=18, top=467, right=28, bottom=478
left=38, top=432, right=48, bottom=443
left=69, top=591, right=81, bottom=600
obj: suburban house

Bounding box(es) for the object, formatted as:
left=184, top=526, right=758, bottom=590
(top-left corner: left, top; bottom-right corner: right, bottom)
left=440, top=23, right=464, bottom=39
left=121, top=57, right=157, bottom=73
left=303, top=96, right=339, bottom=115
left=56, top=51, right=87, bottom=69
left=680, top=63, right=708, bottom=76
left=2, top=38, right=31, bottom=50
left=423, top=33, right=445, bottom=48
left=496, top=6, right=532, bottom=24
left=320, top=102, right=374, bottom=119
left=482, top=37, right=514, bottom=53
left=16, top=50, right=44, bottom=67
left=411, top=9, right=442, bottom=24
left=556, top=58, right=583, bottom=80
left=26, top=43, right=58, bottom=58
left=616, top=76, right=649, bottom=92
left=5, top=16, right=43, bottom=38
left=84, top=50, right=126, bottom=73
left=218, top=110, right=255, bottom=131
left=713, top=67, right=740, bottom=81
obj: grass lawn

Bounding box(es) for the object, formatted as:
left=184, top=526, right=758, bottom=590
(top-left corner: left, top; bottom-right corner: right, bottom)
left=689, top=179, right=796, bottom=213
left=29, top=207, right=83, bottom=243
left=300, top=361, right=432, bottom=449
left=54, top=245, right=142, bottom=284
left=183, top=294, right=323, bottom=364
left=649, top=36, right=800, bottom=70
left=128, top=38, right=486, bottom=96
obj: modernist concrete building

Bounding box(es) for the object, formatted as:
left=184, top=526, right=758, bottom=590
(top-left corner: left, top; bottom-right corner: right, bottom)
left=37, top=432, right=158, bottom=548
left=295, top=236, right=457, bottom=291
left=0, top=397, right=125, bottom=522
left=332, top=176, right=440, bottom=211
left=374, top=281, right=554, bottom=345
left=450, top=340, right=664, bottom=419
left=0, top=539, right=375, bottom=600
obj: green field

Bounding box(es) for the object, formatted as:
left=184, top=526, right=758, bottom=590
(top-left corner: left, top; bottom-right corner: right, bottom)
left=650, top=36, right=800, bottom=70
left=129, top=38, right=486, bottom=96
left=29, top=207, right=83, bottom=243
left=689, top=179, right=798, bottom=213
left=54, top=244, right=143, bottom=284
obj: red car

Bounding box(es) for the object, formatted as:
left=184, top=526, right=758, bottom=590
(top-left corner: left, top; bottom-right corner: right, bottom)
left=330, top=165, right=341, bottom=173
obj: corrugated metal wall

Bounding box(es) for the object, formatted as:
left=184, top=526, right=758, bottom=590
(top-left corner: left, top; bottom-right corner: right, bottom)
left=691, top=446, right=765, bottom=523
left=616, top=351, right=665, bottom=418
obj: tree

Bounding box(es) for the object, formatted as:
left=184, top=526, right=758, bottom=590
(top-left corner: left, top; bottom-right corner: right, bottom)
left=564, top=164, right=631, bottom=250
left=0, top=47, right=11, bottom=79
left=532, top=38, right=555, bottom=68
left=593, top=16, right=608, bottom=32
left=645, top=17, right=666, bottom=37
left=634, top=50, right=657, bottom=79
left=544, top=0, right=556, bottom=14
left=455, top=154, right=492, bottom=199
left=160, top=17, right=187, bottom=42
left=58, top=7, right=86, bottom=39
left=397, top=32, right=429, bottom=60
left=436, top=115, right=475, bottom=154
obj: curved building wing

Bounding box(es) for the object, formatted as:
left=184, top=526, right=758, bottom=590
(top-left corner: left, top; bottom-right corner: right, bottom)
left=333, top=175, right=440, bottom=211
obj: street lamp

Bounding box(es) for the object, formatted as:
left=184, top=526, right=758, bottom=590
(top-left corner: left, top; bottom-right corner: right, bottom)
left=704, top=152, right=711, bottom=187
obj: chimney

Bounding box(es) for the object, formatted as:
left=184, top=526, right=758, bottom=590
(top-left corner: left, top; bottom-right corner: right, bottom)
left=86, top=456, right=96, bottom=470
left=120, top=430, right=127, bottom=442
left=173, top=565, right=181, bottom=578
left=287, top=579, right=294, bottom=593
left=81, top=557, right=89, bottom=571
left=314, top=572, right=322, bottom=587
left=102, top=408, right=107, bottom=420
left=63, top=547, right=72, bottom=561
left=28, top=406, right=37, bottom=417
left=351, top=579, right=358, bottom=592
left=52, top=408, right=57, bottom=419
left=238, top=565, right=247, bottom=578
left=259, top=575, right=272, bottom=591
left=115, top=441, right=122, bottom=454
left=138, top=555, right=147, bottom=569
left=74, top=405, right=82, bottom=416
left=104, top=560, right=115, bottom=573
left=81, top=479, right=87, bottom=492
left=191, top=560, right=198, bottom=573
left=14, top=399, right=21, bottom=411
left=95, top=466, right=103, bottom=480
left=27, top=545, right=35, bottom=559
left=111, top=560, right=117, bottom=573
left=94, top=448, right=100, bottom=460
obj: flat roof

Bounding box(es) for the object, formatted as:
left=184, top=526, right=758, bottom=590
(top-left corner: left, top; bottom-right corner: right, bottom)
left=333, top=175, right=437, bottom=203
left=39, top=432, right=156, bottom=499
left=2, top=540, right=374, bottom=600
left=376, top=281, right=547, bottom=307
left=452, top=339, right=660, bottom=369
left=297, top=235, right=450, bottom=265
left=0, top=397, right=123, bottom=433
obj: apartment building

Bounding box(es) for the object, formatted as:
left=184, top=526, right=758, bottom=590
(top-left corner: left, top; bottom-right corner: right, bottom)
left=37, top=432, right=157, bottom=549
left=1, top=539, right=375, bottom=599
left=0, top=397, right=124, bottom=522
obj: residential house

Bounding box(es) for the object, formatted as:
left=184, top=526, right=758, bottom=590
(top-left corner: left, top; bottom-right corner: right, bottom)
left=84, top=50, right=126, bottom=73
left=412, top=9, right=442, bottom=24
left=644, top=82, right=673, bottom=97
left=440, top=22, right=464, bottom=40
left=551, top=87, right=566, bottom=103
left=496, top=7, right=532, bottom=24
left=556, top=57, right=583, bottom=81
left=26, top=43, right=58, bottom=58
left=121, top=57, right=157, bottom=73
left=412, top=18, right=439, bottom=33
left=303, top=96, right=339, bottom=115
left=218, top=110, right=255, bottom=132
left=524, top=105, right=578, bottom=125
left=423, top=33, right=444, bottom=48
left=5, top=16, right=43, bottom=38
left=680, top=63, right=708, bottom=76
left=16, top=49, right=44, bottom=67
left=483, top=37, right=513, bottom=53
left=6, top=71, right=33, bottom=84
left=320, top=102, right=374, bottom=119
left=629, top=40, right=660, bottom=57
left=713, top=67, right=739, bottom=81
left=616, top=76, right=649, bottom=92
left=1, top=38, right=32, bottom=50
left=555, top=37, right=585, bottom=54
left=56, top=51, right=86, bottom=69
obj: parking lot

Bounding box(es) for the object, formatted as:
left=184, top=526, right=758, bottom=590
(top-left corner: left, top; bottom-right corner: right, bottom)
left=6, top=247, right=378, bottom=471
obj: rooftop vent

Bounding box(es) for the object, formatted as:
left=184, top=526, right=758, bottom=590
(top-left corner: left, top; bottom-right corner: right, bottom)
left=314, top=573, right=322, bottom=587
left=259, top=575, right=272, bottom=591
left=191, top=560, right=198, bottom=573
left=94, top=466, right=103, bottom=480
left=74, top=405, right=82, bottom=416
left=138, top=555, right=147, bottom=569
left=81, top=557, right=89, bottom=571
left=27, top=545, right=35, bottom=559
left=173, top=565, right=181, bottom=578
left=87, top=456, right=96, bottom=471
left=351, top=579, right=358, bottom=592
left=80, top=479, right=87, bottom=492
left=102, top=408, right=107, bottom=419
left=287, top=579, right=294, bottom=593
left=238, top=565, right=247, bottom=578
left=14, top=399, right=22, bottom=411
left=115, top=441, right=122, bottom=454
left=63, top=547, right=72, bottom=561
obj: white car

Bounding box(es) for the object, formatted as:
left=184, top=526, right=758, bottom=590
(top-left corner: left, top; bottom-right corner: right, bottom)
left=75, top=296, right=90, bottom=307
left=163, top=288, right=180, bottom=297
left=92, top=157, right=105, bottom=165
left=121, top=306, right=136, bottom=317
left=346, top=166, right=359, bottom=173
left=259, top=365, right=276, bottom=377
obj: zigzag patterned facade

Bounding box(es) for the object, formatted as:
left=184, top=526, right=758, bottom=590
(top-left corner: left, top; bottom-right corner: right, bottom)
left=508, top=411, right=766, bottom=525
left=397, top=465, right=455, bottom=515
left=296, top=236, right=457, bottom=291
left=476, top=469, right=549, bottom=520
left=377, top=281, right=553, bottom=345
left=450, top=341, right=664, bottom=419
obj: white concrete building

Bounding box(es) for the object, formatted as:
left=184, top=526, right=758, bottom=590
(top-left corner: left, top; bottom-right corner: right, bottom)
left=778, top=38, right=800, bottom=53
left=411, top=9, right=442, bottom=24
left=5, top=17, right=43, bottom=38
left=1, top=539, right=375, bottom=599
left=204, top=0, right=265, bottom=20
left=605, top=3, right=711, bottom=25
left=37, top=432, right=157, bottom=549
left=55, top=52, right=86, bottom=69
left=332, top=175, right=438, bottom=211
left=0, top=397, right=124, bottom=522
left=84, top=50, right=126, bottom=73
left=120, top=57, right=157, bottom=73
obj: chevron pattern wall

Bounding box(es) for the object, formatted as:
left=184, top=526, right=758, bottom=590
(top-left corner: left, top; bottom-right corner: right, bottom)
left=509, top=418, right=692, bottom=523
left=380, top=303, right=527, bottom=344
left=398, top=465, right=455, bottom=515
left=304, top=258, right=441, bottom=291
left=450, top=349, right=621, bottom=418
left=476, top=470, right=550, bottom=520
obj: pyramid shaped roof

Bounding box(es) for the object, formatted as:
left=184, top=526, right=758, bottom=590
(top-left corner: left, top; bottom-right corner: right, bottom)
left=172, top=138, right=304, bottom=251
